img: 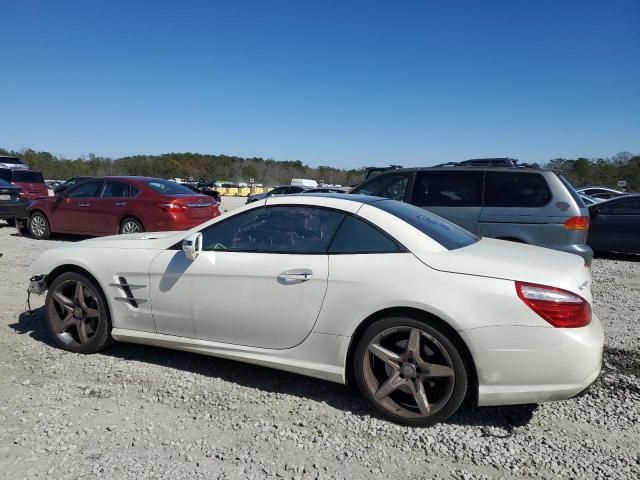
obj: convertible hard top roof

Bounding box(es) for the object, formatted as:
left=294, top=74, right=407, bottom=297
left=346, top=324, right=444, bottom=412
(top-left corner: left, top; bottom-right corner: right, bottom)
left=287, top=192, right=388, bottom=204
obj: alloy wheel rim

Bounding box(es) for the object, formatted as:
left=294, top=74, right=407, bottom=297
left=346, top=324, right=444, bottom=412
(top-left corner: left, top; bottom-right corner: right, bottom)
left=363, top=326, right=456, bottom=419
left=122, top=221, right=140, bottom=234
left=31, top=216, right=46, bottom=237
left=48, top=280, right=101, bottom=346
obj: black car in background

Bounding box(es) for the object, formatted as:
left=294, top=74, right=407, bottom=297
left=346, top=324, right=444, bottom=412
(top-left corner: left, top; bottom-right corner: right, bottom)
left=588, top=194, right=640, bottom=255
left=0, top=179, right=30, bottom=226
left=53, top=176, right=93, bottom=195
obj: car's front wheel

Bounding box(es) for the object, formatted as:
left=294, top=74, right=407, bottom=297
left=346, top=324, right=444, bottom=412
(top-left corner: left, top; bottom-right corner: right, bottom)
left=29, top=212, right=51, bottom=240
left=354, top=316, right=468, bottom=426
left=45, top=271, right=113, bottom=354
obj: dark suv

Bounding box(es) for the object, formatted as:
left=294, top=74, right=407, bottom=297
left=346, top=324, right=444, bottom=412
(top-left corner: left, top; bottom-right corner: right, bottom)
left=351, top=166, right=592, bottom=264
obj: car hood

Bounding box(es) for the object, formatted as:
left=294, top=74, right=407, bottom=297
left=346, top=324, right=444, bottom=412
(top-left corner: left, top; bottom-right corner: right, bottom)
left=416, top=238, right=592, bottom=300
left=70, top=231, right=183, bottom=249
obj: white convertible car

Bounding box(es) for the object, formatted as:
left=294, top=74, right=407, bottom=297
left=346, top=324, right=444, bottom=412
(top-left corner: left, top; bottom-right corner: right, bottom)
left=30, top=194, right=603, bottom=426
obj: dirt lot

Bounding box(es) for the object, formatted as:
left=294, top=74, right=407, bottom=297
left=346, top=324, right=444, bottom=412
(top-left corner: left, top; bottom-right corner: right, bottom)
left=0, top=209, right=639, bottom=479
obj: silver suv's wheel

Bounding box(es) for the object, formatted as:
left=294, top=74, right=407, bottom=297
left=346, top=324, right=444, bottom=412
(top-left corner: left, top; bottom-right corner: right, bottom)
left=354, top=316, right=468, bottom=426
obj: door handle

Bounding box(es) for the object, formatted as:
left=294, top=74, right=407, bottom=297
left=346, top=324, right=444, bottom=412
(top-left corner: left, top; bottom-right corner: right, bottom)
left=79, top=203, right=91, bottom=207
left=114, top=202, right=127, bottom=207
left=277, top=269, right=313, bottom=283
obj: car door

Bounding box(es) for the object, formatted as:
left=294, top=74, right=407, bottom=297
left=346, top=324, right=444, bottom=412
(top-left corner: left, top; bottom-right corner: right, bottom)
left=147, top=205, right=344, bottom=349
left=409, top=170, right=483, bottom=233
left=53, top=180, right=104, bottom=233
left=95, top=181, right=138, bottom=234
left=590, top=199, right=640, bottom=253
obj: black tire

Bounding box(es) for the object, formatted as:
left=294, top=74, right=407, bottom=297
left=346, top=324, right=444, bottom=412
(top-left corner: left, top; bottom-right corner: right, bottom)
left=119, top=217, right=144, bottom=234
left=28, top=212, right=51, bottom=240
left=6, top=218, right=16, bottom=227
left=45, top=271, right=113, bottom=354
left=354, top=315, right=468, bottom=427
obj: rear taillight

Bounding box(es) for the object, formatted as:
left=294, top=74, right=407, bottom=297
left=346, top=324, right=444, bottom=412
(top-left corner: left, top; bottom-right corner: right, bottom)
left=515, top=281, right=591, bottom=328
left=157, top=203, right=185, bottom=212
left=564, top=216, right=589, bottom=231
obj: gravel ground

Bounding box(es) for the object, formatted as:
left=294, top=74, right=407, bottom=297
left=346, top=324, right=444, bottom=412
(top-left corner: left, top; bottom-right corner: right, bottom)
left=0, top=211, right=639, bottom=479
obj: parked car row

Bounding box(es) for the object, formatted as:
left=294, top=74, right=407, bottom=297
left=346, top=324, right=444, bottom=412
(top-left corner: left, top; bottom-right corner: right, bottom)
left=19, top=176, right=220, bottom=239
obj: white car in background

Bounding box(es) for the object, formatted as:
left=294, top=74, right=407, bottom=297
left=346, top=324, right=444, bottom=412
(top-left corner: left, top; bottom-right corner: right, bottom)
left=30, top=194, right=603, bottom=426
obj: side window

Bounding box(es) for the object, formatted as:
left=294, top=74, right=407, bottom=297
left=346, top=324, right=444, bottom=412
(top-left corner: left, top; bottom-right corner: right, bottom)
left=270, top=187, right=288, bottom=195
left=328, top=216, right=401, bottom=253
left=484, top=172, right=551, bottom=208
left=102, top=181, right=133, bottom=197
left=66, top=181, right=103, bottom=198
left=411, top=171, right=483, bottom=207
left=352, top=172, right=411, bottom=201
left=289, top=186, right=306, bottom=193
left=201, top=206, right=344, bottom=253
left=607, top=199, right=640, bottom=215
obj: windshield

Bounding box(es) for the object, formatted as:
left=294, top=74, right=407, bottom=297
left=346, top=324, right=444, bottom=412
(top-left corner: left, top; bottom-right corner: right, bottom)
left=12, top=171, right=45, bottom=183
left=146, top=179, right=197, bottom=195
left=374, top=199, right=479, bottom=250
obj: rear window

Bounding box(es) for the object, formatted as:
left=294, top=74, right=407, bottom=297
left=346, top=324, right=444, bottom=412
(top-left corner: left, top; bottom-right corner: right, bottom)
left=374, top=200, right=478, bottom=250
left=12, top=171, right=45, bottom=183
left=146, top=180, right=195, bottom=195
left=559, top=176, right=586, bottom=209
left=484, top=172, right=551, bottom=208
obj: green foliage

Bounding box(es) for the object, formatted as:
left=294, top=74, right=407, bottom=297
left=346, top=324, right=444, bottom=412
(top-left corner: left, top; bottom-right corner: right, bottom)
left=546, top=152, right=640, bottom=191
left=0, top=148, right=365, bottom=186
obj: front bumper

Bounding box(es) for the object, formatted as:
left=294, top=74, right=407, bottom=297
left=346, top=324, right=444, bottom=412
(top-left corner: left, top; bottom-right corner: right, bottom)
left=28, top=275, right=47, bottom=295
left=460, top=314, right=604, bottom=406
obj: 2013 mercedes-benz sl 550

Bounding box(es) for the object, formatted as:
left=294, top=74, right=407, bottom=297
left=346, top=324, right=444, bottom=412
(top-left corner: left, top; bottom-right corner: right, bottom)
left=30, top=194, right=603, bottom=426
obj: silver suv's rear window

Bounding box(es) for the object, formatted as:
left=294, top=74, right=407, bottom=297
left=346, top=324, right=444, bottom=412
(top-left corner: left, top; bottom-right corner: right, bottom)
left=374, top=200, right=479, bottom=250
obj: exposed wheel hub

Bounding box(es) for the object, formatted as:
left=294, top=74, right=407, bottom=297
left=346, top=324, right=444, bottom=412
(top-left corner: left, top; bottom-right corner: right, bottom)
left=400, top=362, right=417, bottom=379
left=73, top=307, right=83, bottom=319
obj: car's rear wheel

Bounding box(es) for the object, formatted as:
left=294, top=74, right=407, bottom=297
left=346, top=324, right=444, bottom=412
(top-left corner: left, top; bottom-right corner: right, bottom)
left=45, top=271, right=113, bottom=354
left=29, top=212, right=51, bottom=240
left=354, top=316, right=468, bottom=426
left=119, top=217, right=144, bottom=234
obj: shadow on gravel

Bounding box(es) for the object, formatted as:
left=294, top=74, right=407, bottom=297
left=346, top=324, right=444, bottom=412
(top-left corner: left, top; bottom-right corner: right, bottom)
left=12, top=307, right=540, bottom=428
left=9, top=232, right=89, bottom=241
left=594, top=251, right=640, bottom=262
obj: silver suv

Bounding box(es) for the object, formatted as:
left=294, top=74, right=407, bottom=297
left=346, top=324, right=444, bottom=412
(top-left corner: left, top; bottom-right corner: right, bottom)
left=351, top=166, right=593, bottom=264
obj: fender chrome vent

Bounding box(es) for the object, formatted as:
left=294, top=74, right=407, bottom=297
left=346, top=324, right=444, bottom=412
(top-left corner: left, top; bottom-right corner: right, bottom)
left=110, top=276, right=147, bottom=308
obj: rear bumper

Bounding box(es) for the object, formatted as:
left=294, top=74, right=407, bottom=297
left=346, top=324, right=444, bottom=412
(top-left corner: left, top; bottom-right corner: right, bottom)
left=0, top=201, right=30, bottom=219
left=460, top=314, right=604, bottom=406
left=544, top=243, right=593, bottom=266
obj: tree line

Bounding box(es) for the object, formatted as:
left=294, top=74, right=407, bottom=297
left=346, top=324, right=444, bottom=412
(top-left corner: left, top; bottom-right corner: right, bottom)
left=0, top=148, right=365, bottom=187
left=2, top=147, right=638, bottom=191
left=546, top=152, right=639, bottom=192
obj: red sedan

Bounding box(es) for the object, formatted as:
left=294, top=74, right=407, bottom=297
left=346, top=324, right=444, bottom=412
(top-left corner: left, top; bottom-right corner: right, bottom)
left=26, top=176, right=220, bottom=239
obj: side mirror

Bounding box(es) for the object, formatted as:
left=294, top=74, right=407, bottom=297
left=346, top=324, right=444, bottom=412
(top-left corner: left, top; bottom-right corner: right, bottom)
left=182, top=232, right=203, bottom=261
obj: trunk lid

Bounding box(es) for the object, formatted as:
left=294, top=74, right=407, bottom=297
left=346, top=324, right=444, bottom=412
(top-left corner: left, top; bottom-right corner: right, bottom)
left=167, top=194, right=217, bottom=219
left=417, top=238, right=592, bottom=301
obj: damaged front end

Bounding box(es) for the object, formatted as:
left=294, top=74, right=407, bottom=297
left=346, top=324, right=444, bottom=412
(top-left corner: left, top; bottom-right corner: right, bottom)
left=28, top=275, right=47, bottom=295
